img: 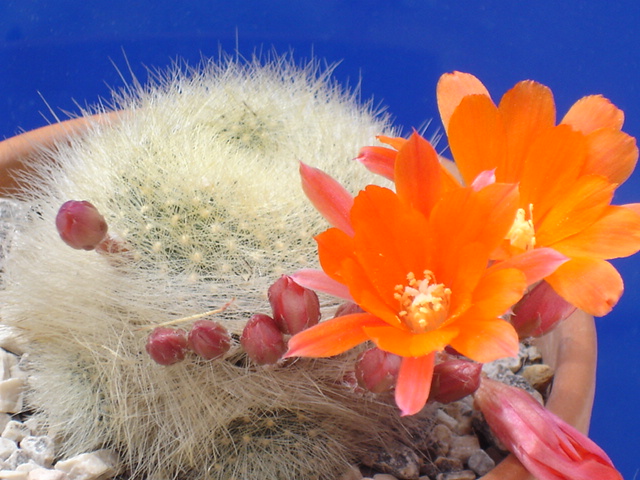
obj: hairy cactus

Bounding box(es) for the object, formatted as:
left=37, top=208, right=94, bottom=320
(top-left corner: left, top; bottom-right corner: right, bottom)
left=0, top=54, right=414, bottom=479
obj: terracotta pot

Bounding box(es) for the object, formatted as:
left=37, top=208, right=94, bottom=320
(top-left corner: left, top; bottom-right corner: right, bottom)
left=0, top=119, right=598, bottom=480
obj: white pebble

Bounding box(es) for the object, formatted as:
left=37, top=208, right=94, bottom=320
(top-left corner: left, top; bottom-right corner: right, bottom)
left=54, top=450, right=120, bottom=480
left=0, top=379, right=25, bottom=414
left=468, top=449, right=496, bottom=476
left=27, top=468, right=69, bottom=480
left=0, top=469, right=29, bottom=479
left=19, top=437, right=55, bottom=468
left=448, top=435, right=481, bottom=463
left=0, top=351, right=18, bottom=381
left=0, top=438, right=17, bottom=461
left=1, top=422, right=30, bottom=443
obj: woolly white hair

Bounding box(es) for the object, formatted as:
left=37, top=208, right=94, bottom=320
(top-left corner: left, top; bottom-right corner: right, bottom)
left=0, top=53, right=418, bottom=479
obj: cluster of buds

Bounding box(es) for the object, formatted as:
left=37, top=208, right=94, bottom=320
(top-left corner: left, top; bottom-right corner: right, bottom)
left=56, top=200, right=127, bottom=255
left=240, top=275, right=321, bottom=365
left=146, top=320, right=231, bottom=366
left=355, top=348, right=482, bottom=404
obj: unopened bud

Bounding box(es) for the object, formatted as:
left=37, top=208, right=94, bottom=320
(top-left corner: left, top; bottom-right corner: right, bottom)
left=240, top=314, right=287, bottom=365
left=268, top=275, right=321, bottom=334
left=56, top=200, right=108, bottom=250
left=334, top=302, right=364, bottom=318
left=145, top=327, right=188, bottom=365
left=430, top=358, right=482, bottom=403
left=355, top=347, right=402, bottom=394
left=188, top=320, right=231, bottom=360
left=511, top=281, right=576, bottom=338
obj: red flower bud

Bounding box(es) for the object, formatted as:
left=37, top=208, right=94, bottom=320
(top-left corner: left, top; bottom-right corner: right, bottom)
left=430, top=358, right=482, bottom=404
left=56, top=200, right=108, bottom=250
left=355, top=347, right=402, bottom=394
left=268, top=275, right=321, bottom=334
left=145, top=327, right=188, bottom=365
left=474, top=377, right=622, bottom=480
left=240, top=314, right=287, bottom=365
left=511, top=281, right=576, bottom=338
left=187, top=320, right=231, bottom=360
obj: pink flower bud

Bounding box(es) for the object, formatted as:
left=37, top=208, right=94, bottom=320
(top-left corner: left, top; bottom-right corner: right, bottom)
left=511, top=281, right=576, bottom=338
left=333, top=301, right=364, bottom=318
left=240, top=314, right=287, bottom=365
left=145, top=327, right=188, bottom=365
left=268, top=275, right=321, bottom=334
left=430, top=358, right=482, bottom=404
left=187, top=320, right=231, bottom=360
left=474, top=377, right=622, bottom=480
left=355, top=347, right=402, bottom=394
left=56, top=200, right=108, bottom=250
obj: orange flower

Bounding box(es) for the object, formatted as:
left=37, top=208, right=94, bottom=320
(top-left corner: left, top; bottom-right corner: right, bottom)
left=436, top=72, right=640, bottom=316
left=287, top=134, right=566, bottom=416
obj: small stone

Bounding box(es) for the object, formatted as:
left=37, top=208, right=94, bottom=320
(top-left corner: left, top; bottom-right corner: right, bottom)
left=4, top=449, right=33, bottom=470
left=0, top=469, right=29, bottom=479
left=433, top=457, right=463, bottom=472
left=442, top=401, right=474, bottom=435
left=372, top=475, right=399, bottom=480
left=483, top=355, right=521, bottom=376
left=0, top=350, right=18, bottom=381
left=467, top=450, right=495, bottom=476
left=448, top=436, right=480, bottom=463
left=0, top=378, right=25, bottom=413
left=54, top=450, right=121, bottom=480
left=20, top=437, right=55, bottom=468
left=27, top=468, right=69, bottom=480
left=521, top=364, right=554, bottom=393
left=521, top=344, right=542, bottom=363
left=360, top=440, right=420, bottom=480
left=418, top=476, right=432, bottom=480
left=16, top=461, right=40, bottom=473
left=434, top=410, right=458, bottom=431
left=0, top=437, right=17, bottom=461
left=2, top=421, right=30, bottom=442
left=339, top=465, right=363, bottom=480
left=429, top=424, right=452, bottom=455
left=435, top=471, right=476, bottom=480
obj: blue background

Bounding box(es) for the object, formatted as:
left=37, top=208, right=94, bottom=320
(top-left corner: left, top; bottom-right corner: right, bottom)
left=1, top=2, right=638, bottom=477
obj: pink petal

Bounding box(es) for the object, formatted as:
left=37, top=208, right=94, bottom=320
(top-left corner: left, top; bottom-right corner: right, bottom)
left=299, top=162, right=354, bottom=235
left=356, top=146, right=396, bottom=180
left=395, top=353, right=436, bottom=416
left=489, top=247, right=569, bottom=285
left=290, top=269, right=353, bottom=300
left=470, top=169, right=496, bottom=191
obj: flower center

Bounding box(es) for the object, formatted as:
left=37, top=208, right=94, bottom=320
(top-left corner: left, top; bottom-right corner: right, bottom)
left=394, top=271, right=451, bottom=333
left=506, top=204, right=536, bottom=251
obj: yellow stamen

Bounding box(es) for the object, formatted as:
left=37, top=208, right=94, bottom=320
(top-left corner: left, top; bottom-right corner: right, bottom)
left=507, top=204, right=536, bottom=251
left=394, top=271, right=451, bottom=333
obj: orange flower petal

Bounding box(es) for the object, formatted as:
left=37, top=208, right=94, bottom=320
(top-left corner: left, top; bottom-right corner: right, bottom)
left=377, top=135, right=408, bottom=150
left=545, top=258, right=623, bottom=316
left=498, top=80, right=556, bottom=182
left=561, top=95, right=624, bottom=134
left=470, top=268, right=527, bottom=319
left=350, top=185, right=430, bottom=300
left=448, top=94, right=508, bottom=185
left=395, top=353, right=436, bottom=416
left=448, top=316, right=519, bottom=363
left=285, top=313, right=386, bottom=358
left=315, top=227, right=355, bottom=283
left=363, top=324, right=459, bottom=357
left=519, top=125, right=587, bottom=219
left=429, top=183, right=519, bottom=269
left=437, top=71, right=491, bottom=132
left=395, top=132, right=447, bottom=218
left=582, top=128, right=638, bottom=184
left=536, top=174, right=615, bottom=246
left=550, top=205, right=640, bottom=259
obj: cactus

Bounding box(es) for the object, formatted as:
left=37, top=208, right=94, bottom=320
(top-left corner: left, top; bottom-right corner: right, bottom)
left=0, top=54, right=417, bottom=479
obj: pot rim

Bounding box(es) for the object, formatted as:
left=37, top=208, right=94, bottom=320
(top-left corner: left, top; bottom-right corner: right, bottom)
left=0, top=119, right=597, bottom=480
